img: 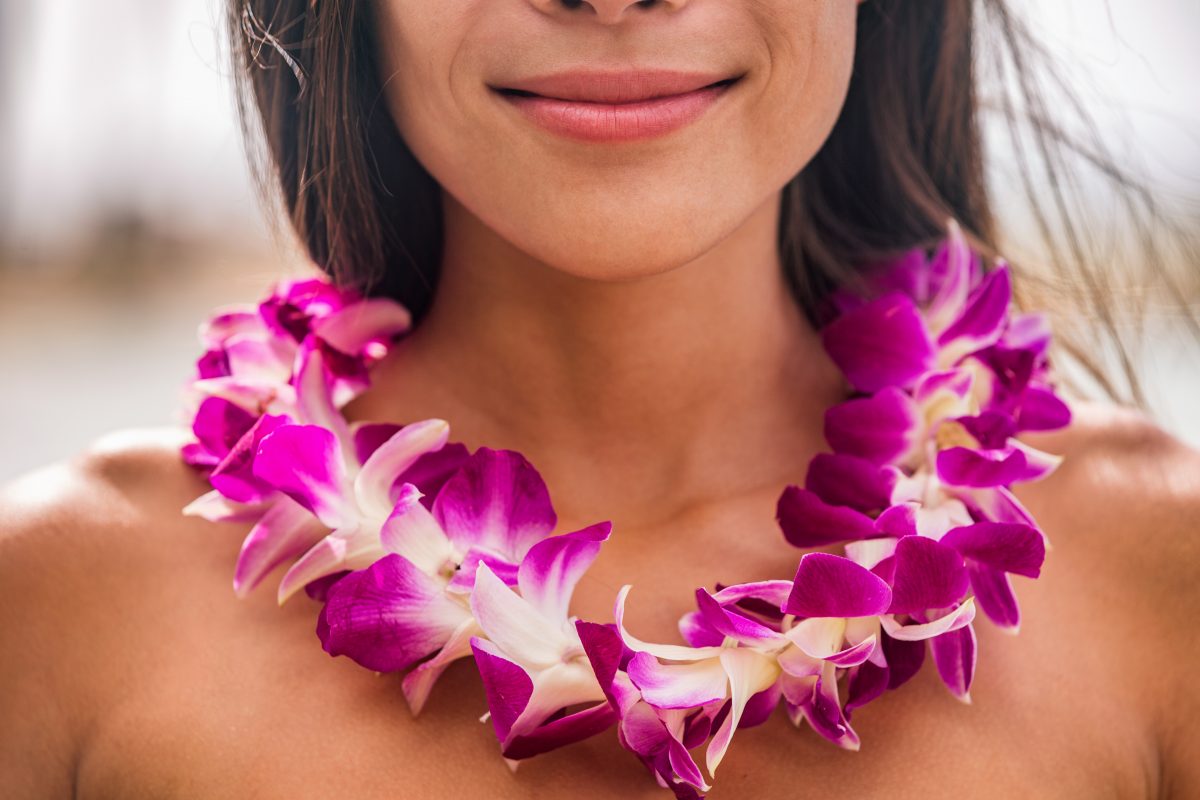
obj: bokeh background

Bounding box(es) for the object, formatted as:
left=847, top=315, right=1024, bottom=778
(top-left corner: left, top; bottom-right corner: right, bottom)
left=1, top=0, right=1197, bottom=483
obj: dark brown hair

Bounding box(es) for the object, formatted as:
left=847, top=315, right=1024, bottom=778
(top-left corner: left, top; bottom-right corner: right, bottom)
left=229, top=0, right=1194, bottom=405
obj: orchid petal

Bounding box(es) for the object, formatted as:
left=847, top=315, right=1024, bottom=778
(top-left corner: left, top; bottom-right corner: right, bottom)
left=628, top=652, right=729, bottom=709
left=820, top=292, right=936, bottom=393
left=776, top=486, right=876, bottom=548
left=446, top=548, right=521, bottom=594
left=705, top=648, right=781, bottom=775
left=319, top=554, right=471, bottom=672
left=182, top=489, right=264, bottom=524
left=253, top=424, right=353, bottom=528
left=378, top=484, right=456, bottom=575
left=804, top=453, right=895, bottom=513
left=354, top=419, right=450, bottom=520
left=823, top=387, right=921, bottom=465
left=434, top=447, right=557, bottom=562
left=710, top=581, right=794, bottom=609
left=785, top=553, right=893, bottom=619
left=517, top=522, right=611, bottom=623
left=233, top=496, right=327, bottom=595
left=615, top=586, right=723, bottom=661
left=931, top=623, right=977, bottom=702
left=937, top=443, right=1060, bottom=487
left=1016, top=385, right=1072, bottom=432
left=471, top=637, right=534, bottom=744
left=470, top=562, right=570, bottom=667
left=694, top=589, right=781, bottom=645
left=937, top=265, right=1011, bottom=362
left=881, top=597, right=976, bottom=641
left=887, top=535, right=969, bottom=615
left=312, top=297, right=412, bottom=354
left=966, top=561, right=1021, bottom=631
left=277, top=525, right=386, bottom=604
left=402, top=617, right=483, bottom=715
left=294, top=345, right=350, bottom=443
left=209, top=414, right=290, bottom=504
left=940, top=521, right=1045, bottom=577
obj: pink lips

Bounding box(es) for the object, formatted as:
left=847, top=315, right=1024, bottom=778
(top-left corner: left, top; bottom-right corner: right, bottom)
left=492, top=69, right=742, bottom=143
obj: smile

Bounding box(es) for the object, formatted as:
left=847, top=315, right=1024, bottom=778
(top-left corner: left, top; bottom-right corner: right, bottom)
left=490, top=70, right=744, bottom=144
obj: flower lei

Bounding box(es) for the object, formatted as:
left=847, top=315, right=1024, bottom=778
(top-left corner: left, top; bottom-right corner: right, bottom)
left=179, top=222, right=1070, bottom=798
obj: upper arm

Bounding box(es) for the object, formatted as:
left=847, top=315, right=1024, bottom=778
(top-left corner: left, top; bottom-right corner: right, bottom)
left=0, top=428, right=196, bottom=797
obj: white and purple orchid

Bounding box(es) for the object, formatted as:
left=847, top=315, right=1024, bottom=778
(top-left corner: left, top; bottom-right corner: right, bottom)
left=178, top=223, right=1071, bottom=798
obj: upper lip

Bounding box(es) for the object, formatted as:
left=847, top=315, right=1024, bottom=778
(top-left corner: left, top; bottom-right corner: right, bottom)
left=491, top=69, right=742, bottom=104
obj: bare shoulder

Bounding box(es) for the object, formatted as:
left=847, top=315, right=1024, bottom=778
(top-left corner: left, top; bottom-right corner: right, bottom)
left=1016, top=399, right=1200, bottom=799
left=0, top=427, right=224, bottom=797
left=1018, top=399, right=1200, bottom=575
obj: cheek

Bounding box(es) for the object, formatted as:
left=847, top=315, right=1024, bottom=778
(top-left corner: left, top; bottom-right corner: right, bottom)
left=745, top=2, right=859, bottom=188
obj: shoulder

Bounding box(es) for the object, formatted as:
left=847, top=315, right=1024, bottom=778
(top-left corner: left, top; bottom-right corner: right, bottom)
left=1018, top=399, right=1200, bottom=572
left=1016, top=400, right=1200, bottom=798
left=0, top=427, right=219, bottom=795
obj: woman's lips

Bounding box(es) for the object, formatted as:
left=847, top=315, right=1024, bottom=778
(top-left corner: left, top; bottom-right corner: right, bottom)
left=492, top=77, right=740, bottom=143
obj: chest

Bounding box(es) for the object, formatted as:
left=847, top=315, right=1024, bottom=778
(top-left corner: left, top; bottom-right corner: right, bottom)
left=76, top=506, right=1156, bottom=799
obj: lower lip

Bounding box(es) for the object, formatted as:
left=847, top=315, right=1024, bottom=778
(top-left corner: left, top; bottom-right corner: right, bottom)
left=495, top=81, right=737, bottom=143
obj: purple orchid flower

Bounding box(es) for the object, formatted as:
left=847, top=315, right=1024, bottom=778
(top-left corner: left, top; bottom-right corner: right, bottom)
left=181, top=277, right=411, bottom=467
left=469, top=523, right=617, bottom=761
left=820, top=221, right=1019, bottom=392
left=316, top=447, right=580, bottom=716
left=578, top=621, right=715, bottom=799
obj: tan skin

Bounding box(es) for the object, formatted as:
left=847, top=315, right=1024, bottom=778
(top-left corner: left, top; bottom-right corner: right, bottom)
left=2, top=0, right=1199, bottom=796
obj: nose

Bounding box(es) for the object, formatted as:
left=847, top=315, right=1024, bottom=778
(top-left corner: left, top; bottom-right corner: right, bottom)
left=530, top=0, right=688, bottom=25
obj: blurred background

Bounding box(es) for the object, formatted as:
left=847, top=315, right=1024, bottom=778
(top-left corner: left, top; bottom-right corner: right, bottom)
left=0, top=0, right=1197, bottom=483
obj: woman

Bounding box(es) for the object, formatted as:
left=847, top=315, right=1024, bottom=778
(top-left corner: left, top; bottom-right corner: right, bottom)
left=1, top=0, right=1196, bottom=796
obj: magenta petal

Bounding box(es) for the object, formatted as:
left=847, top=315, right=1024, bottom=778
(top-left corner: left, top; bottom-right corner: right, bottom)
left=936, top=445, right=1050, bottom=488
left=694, top=589, right=780, bottom=644
left=844, top=660, right=888, bottom=717
left=956, top=411, right=1017, bottom=450
left=627, top=652, right=729, bottom=709
left=517, top=522, right=611, bottom=622
left=820, top=292, right=936, bottom=393
left=679, top=611, right=725, bottom=648
left=776, top=486, right=876, bottom=549
left=785, top=553, right=893, bottom=618
left=938, top=265, right=1011, bottom=353
left=209, top=413, right=290, bottom=503
left=191, top=396, right=257, bottom=462
left=502, top=700, right=619, bottom=760
left=319, top=554, right=468, bottom=672
left=252, top=424, right=351, bottom=527
left=791, top=668, right=859, bottom=750
left=355, top=419, right=450, bottom=518
left=576, top=621, right=627, bottom=709
left=939, top=521, right=1045, bottom=577
left=445, top=547, right=520, bottom=593
left=472, top=638, right=534, bottom=743
left=881, top=631, right=925, bottom=689
left=1016, top=385, right=1072, bottom=432
left=874, top=503, right=917, bottom=537
left=887, top=535, right=969, bottom=615
left=312, top=297, right=412, bottom=355
left=804, top=453, right=894, bottom=513
left=930, top=623, right=977, bottom=701
left=233, top=497, right=327, bottom=595
left=352, top=423, right=403, bottom=466
left=433, top=447, right=557, bottom=562
left=738, top=683, right=782, bottom=729
left=397, top=442, right=472, bottom=509
left=967, top=561, right=1021, bottom=629
left=823, top=387, right=920, bottom=465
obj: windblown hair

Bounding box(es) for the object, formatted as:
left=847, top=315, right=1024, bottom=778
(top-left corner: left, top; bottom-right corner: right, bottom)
left=228, top=0, right=1194, bottom=406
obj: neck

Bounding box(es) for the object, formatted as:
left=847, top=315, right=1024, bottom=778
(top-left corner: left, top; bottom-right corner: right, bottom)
left=350, top=191, right=845, bottom=524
